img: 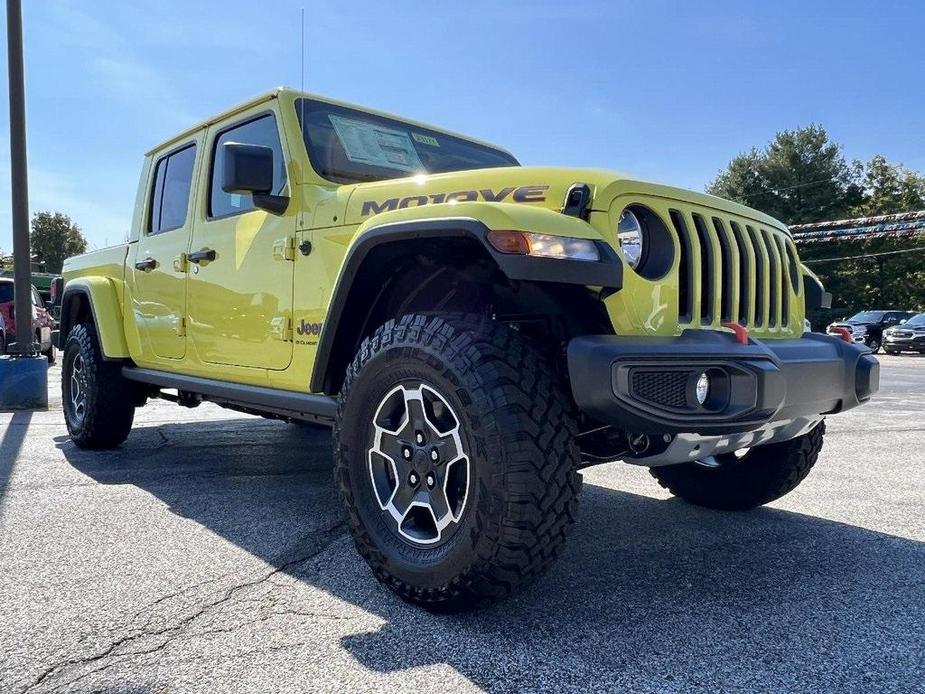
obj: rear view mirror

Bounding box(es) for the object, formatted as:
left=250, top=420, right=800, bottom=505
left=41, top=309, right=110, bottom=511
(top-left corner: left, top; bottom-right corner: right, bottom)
left=221, top=142, right=289, bottom=215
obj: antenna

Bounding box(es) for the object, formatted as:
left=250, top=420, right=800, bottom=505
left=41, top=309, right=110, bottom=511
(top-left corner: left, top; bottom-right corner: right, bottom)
left=299, top=7, right=306, bottom=126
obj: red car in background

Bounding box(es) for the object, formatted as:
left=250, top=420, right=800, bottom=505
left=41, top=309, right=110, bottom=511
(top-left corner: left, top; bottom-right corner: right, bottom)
left=0, top=277, right=56, bottom=363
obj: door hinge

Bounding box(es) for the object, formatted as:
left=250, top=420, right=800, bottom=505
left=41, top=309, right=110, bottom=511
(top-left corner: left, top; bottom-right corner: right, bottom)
left=269, top=316, right=293, bottom=342
left=175, top=316, right=186, bottom=337
left=272, top=236, right=296, bottom=262
left=173, top=253, right=189, bottom=273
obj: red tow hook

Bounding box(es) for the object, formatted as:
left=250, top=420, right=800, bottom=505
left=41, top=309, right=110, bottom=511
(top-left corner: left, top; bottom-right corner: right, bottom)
left=722, top=322, right=750, bottom=345
left=830, top=326, right=853, bottom=344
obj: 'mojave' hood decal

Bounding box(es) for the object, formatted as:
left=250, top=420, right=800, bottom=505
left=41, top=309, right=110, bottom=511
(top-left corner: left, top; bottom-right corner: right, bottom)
left=343, top=167, right=610, bottom=226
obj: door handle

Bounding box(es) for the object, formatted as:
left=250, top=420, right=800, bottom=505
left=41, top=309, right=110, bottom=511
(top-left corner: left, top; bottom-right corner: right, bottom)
left=134, top=257, right=157, bottom=272
left=188, top=249, right=216, bottom=264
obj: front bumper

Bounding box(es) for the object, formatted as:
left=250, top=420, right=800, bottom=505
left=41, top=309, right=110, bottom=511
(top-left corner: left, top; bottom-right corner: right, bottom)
left=884, top=334, right=925, bottom=350
left=568, top=330, right=879, bottom=436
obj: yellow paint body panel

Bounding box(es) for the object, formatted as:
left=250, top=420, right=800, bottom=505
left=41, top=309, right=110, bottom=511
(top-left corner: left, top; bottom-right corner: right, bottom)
left=62, top=88, right=810, bottom=395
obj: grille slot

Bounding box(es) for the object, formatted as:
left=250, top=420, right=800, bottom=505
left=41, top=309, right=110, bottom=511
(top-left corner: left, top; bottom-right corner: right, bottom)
left=761, top=230, right=779, bottom=327
left=670, top=210, right=694, bottom=323
left=631, top=370, right=689, bottom=409
left=775, top=235, right=790, bottom=326
left=691, top=214, right=715, bottom=324
left=729, top=221, right=751, bottom=325
left=745, top=226, right=766, bottom=327
left=712, top=217, right=734, bottom=322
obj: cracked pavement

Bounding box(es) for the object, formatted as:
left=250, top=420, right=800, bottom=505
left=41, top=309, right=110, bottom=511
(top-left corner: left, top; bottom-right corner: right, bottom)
left=1, top=356, right=924, bottom=692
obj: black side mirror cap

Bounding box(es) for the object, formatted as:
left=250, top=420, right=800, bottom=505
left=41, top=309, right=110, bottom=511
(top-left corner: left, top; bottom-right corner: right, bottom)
left=50, top=276, right=64, bottom=307
left=221, top=142, right=289, bottom=215
left=222, top=142, right=274, bottom=195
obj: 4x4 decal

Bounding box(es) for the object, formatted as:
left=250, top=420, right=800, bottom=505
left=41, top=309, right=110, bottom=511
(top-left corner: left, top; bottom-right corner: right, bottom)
left=361, top=185, right=549, bottom=217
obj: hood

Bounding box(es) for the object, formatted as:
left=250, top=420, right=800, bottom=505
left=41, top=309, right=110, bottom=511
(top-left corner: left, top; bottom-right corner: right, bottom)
left=342, top=166, right=790, bottom=231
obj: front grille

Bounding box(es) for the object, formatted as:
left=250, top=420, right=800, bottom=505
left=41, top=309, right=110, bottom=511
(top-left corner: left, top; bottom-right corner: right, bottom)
left=669, top=209, right=800, bottom=331
left=631, top=370, right=689, bottom=409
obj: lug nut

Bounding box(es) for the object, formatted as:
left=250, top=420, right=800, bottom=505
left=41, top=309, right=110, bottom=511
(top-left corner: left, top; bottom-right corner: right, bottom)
left=409, top=472, right=419, bottom=486
left=430, top=448, right=439, bottom=462
left=415, top=431, right=425, bottom=445
left=426, top=473, right=436, bottom=488
left=402, top=447, right=412, bottom=460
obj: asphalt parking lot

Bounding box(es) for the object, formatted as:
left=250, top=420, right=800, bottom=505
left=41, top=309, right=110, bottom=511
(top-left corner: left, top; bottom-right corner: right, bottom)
left=1, top=355, right=924, bottom=693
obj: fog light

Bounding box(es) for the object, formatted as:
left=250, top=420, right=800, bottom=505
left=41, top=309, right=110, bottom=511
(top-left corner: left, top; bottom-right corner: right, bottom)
left=695, top=372, right=710, bottom=405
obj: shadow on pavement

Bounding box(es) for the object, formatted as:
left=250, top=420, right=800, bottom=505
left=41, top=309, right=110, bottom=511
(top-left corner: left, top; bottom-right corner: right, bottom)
left=0, top=411, right=32, bottom=503
left=57, top=418, right=925, bottom=691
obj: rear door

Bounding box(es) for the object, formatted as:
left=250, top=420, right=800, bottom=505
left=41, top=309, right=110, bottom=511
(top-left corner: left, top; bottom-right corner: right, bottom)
left=186, top=109, right=295, bottom=371
left=129, top=141, right=199, bottom=360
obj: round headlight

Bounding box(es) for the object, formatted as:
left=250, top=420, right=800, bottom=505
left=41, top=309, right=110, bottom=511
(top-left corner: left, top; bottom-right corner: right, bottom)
left=617, top=210, right=644, bottom=269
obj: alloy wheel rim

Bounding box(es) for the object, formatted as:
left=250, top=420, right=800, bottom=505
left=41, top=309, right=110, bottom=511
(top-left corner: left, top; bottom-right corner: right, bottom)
left=367, top=383, right=470, bottom=546
left=69, top=354, right=86, bottom=421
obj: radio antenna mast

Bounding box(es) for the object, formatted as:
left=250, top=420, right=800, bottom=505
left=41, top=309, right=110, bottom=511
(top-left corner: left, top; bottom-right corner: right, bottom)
left=299, top=7, right=306, bottom=125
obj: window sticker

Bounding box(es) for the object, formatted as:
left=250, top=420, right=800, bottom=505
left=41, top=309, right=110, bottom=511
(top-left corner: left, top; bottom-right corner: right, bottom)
left=329, top=114, right=424, bottom=173
left=412, top=132, right=439, bottom=147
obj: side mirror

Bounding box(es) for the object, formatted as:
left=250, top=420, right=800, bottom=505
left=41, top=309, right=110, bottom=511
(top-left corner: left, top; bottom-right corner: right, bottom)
left=221, top=142, right=288, bottom=215
left=50, top=276, right=64, bottom=307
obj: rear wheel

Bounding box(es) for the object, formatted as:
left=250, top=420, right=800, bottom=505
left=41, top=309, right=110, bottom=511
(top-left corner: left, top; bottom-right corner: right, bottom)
left=62, top=322, right=135, bottom=449
left=650, top=422, right=825, bottom=511
left=334, top=313, right=580, bottom=610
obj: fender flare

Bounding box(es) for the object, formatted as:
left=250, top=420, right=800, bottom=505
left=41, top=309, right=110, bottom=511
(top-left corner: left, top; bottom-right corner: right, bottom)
left=58, top=278, right=130, bottom=359
left=309, top=216, right=622, bottom=393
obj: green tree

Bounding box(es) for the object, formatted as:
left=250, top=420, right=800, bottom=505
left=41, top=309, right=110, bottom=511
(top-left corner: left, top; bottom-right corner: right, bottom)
left=30, top=211, right=87, bottom=273
left=707, top=124, right=859, bottom=225
left=851, top=154, right=925, bottom=216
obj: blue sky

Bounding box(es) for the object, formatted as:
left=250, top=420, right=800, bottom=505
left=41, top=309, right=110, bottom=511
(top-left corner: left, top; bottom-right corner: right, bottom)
left=1, top=0, right=923, bottom=251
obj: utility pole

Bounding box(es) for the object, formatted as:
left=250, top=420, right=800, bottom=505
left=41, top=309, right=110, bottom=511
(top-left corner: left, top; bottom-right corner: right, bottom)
left=1, top=0, right=46, bottom=411
left=6, top=0, right=34, bottom=355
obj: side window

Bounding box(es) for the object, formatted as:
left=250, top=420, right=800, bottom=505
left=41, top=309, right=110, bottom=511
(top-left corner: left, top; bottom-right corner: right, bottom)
left=148, top=143, right=197, bottom=235
left=31, top=286, right=42, bottom=307
left=209, top=113, right=287, bottom=218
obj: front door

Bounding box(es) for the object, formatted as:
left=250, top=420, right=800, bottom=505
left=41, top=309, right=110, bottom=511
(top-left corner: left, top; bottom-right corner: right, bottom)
left=186, top=111, right=295, bottom=371
left=130, top=141, right=198, bottom=360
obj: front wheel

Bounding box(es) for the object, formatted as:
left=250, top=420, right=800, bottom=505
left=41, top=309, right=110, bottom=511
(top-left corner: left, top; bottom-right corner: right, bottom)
left=334, top=313, right=581, bottom=610
left=866, top=337, right=881, bottom=353
left=649, top=422, right=825, bottom=511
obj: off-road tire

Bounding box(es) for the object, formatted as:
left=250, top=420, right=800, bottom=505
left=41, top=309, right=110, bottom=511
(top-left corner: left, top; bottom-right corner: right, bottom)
left=649, top=421, right=825, bottom=511
left=334, top=313, right=581, bottom=610
left=62, top=322, right=135, bottom=449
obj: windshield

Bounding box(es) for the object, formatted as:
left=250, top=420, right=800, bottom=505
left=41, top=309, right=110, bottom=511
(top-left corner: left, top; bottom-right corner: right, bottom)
left=296, top=99, right=519, bottom=184
left=905, top=313, right=925, bottom=327
left=849, top=311, right=886, bottom=322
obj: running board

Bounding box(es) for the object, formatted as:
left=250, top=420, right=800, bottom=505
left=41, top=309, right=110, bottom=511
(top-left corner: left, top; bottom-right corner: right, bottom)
left=122, top=367, right=336, bottom=425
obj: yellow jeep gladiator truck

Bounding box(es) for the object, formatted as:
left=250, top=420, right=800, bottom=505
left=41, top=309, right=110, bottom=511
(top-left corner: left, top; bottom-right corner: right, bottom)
left=58, top=89, right=879, bottom=609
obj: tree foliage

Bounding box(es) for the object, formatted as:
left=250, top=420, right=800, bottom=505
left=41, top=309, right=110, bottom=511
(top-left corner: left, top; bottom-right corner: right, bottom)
left=30, top=212, right=87, bottom=273
left=706, top=124, right=864, bottom=224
